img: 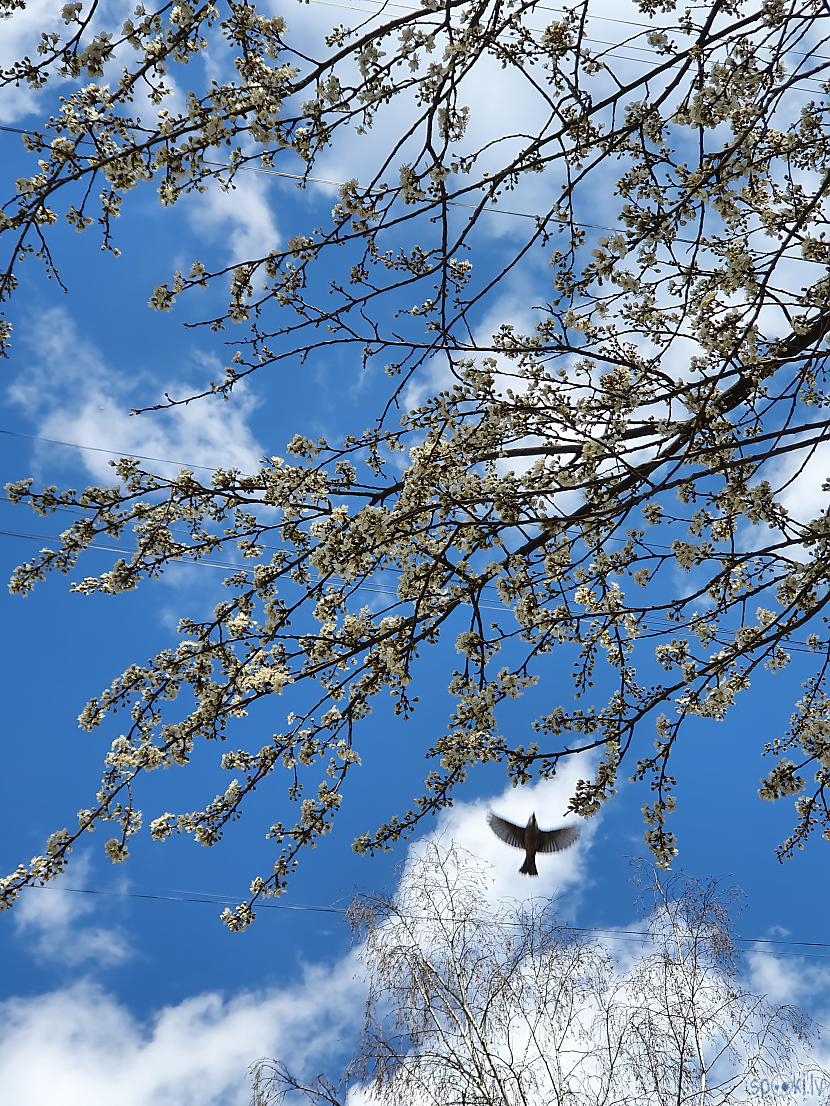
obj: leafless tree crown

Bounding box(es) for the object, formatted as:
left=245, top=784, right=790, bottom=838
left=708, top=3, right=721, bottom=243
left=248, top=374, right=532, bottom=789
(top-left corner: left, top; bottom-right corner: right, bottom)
left=252, top=845, right=824, bottom=1106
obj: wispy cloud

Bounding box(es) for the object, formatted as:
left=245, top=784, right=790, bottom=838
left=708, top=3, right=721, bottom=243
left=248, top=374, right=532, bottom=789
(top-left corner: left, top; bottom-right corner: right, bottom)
left=768, top=438, right=830, bottom=524
left=0, top=0, right=69, bottom=123
left=8, top=305, right=264, bottom=482
left=0, top=761, right=598, bottom=1103
left=411, top=757, right=597, bottom=909
left=187, top=171, right=280, bottom=265
left=403, top=284, right=544, bottom=414
left=13, top=854, right=130, bottom=969
left=745, top=946, right=830, bottom=1007
left=7, top=783, right=830, bottom=1106
left=0, top=953, right=364, bottom=1106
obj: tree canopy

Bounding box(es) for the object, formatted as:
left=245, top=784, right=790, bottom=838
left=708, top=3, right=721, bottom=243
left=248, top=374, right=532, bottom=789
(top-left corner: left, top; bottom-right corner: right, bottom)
left=2, top=0, right=830, bottom=926
left=253, top=844, right=824, bottom=1106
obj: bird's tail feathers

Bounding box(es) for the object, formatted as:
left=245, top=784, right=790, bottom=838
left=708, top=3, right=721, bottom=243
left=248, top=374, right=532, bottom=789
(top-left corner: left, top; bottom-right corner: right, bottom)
left=519, top=856, right=538, bottom=877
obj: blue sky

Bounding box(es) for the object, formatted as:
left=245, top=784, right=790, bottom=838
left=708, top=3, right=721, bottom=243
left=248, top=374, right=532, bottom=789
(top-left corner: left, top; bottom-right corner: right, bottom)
left=2, top=0, right=830, bottom=1102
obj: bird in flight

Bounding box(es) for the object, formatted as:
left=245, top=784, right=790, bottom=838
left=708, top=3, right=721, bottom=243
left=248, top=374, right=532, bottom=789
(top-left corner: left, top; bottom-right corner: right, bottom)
left=487, top=811, right=579, bottom=876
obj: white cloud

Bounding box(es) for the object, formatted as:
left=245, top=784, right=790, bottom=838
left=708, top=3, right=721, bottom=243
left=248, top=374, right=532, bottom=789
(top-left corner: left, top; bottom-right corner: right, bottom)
left=249, top=3, right=553, bottom=254
left=734, top=433, right=830, bottom=565
left=187, top=171, right=280, bottom=265
left=404, top=282, right=544, bottom=412
left=743, top=948, right=830, bottom=1103
left=346, top=841, right=830, bottom=1106
left=8, top=781, right=830, bottom=1106
left=746, top=950, right=807, bottom=1005
left=8, top=305, right=264, bottom=482
left=0, top=0, right=184, bottom=126
left=273, top=0, right=711, bottom=260
left=0, top=758, right=598, bottom=1104
left=769, top=438, right=830, bottom=524
left=0, top=953, right=364, bottom=1106
left=406, top=753, right=597, bottom=910
left=13, top=854, right=131, bottom=969
left=0, top=0, right=70, bottom=123
left=745, top=947, right=830, bottom=1007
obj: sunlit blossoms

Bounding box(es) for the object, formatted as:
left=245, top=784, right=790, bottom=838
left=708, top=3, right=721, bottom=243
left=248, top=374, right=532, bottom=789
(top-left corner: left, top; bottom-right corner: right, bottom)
left=2, top=0, right=830, bottom=926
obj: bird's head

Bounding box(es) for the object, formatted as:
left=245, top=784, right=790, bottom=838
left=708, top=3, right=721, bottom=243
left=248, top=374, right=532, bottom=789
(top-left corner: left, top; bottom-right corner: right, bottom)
left=528, top=812, right=537, bottom=827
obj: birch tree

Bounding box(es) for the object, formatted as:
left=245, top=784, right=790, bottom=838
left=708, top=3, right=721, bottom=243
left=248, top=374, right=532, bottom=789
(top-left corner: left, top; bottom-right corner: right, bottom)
left=252, top=843, right=827, bottom=1106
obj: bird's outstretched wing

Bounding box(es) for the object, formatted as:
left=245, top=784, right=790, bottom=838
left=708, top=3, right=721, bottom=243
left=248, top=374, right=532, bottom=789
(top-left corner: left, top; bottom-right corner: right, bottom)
left=487, top=812, right=526, bottom=849
left=537, top=825, right=580, bottom=853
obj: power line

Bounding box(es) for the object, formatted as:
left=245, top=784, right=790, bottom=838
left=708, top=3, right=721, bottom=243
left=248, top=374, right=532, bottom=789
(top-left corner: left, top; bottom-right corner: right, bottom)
left=1, top=0, right=827, bottom=246
left=2, top=421, right=828, bottom=655
left=3, top=117, right=824, bottom=250
left=227, top=155, right=830, bottom=260
left=305, top=0, right=830, bottom=68
left=18, top=880, right=830, bottom=957
left=0, top=124, right=663, bottom=237
left=1, top=442, right=827, bottom=653
left=1, top=425, right=827, bottom=653
left=4, top=131, right=829, bottom=260
left=0, top=523, right=493, bottom=609
left=0, top=526, right=249, bottom=573
left=0, top=517, right=823, bottom=653
left=0, top=124, right=39, bottom=137
left=0, top=523, right=525, bottom=613
left=0, top=426, right=224, bottom=474
left=0, top=0, right=824, bottom=60
left=4, top=128, right=826, bottom=259
left=0, top=524, right=420, bottom=604
left=26, top=883, right=344, bottom=913
left=311, top=0, right=830, bottom=63
left=301, top=0, right=678, bottom=67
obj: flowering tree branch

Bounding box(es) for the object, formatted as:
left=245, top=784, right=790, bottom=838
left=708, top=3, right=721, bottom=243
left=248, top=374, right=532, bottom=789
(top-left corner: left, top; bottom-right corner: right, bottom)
left=2, top=0, right=830, bottom=925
